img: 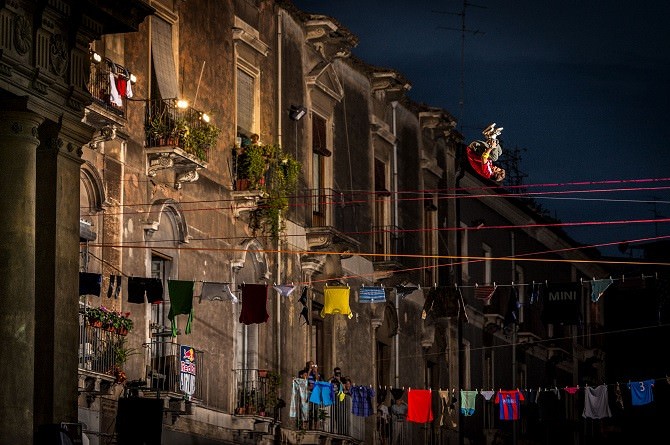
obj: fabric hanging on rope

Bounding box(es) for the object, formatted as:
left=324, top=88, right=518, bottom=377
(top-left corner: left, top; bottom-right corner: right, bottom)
left=407, top=389, right=433, bottom=423
left=168, top=280, right=195, bottom=336
left=474, top=285, right=497, bottom=305
left=358, top=286, right=386, bottom=303
left=504, top=286, right=520, bottom=327
left=321, top=286, right=353, bottom=319
left=591, top=278, right=614, bottom=302
left=200, top=281, right=237, bottom=303
left=395, top=284, right=419, bottom=298
left=79, top=272, right=102, bottom=297
left=422, top=286, right=464, bottom=319
left=239, top=283, right=270, bottom=325
left=107, top=275, right=122, bottom=299
left=127, top=277, right=164, bottom=304
left=273, top=284, right=296, bottom=298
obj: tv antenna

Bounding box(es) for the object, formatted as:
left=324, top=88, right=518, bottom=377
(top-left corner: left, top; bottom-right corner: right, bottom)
left=434, top=0, right=486, bottom=132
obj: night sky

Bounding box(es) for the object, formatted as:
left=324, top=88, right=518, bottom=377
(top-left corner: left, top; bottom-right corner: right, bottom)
left=291, top=1, right=670, bottom=258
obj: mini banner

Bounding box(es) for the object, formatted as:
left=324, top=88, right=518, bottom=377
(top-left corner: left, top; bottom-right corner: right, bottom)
left=359, top=286, right=386, bottom=303
left=542, top=281, right=581, bottom=325
left=180, top=345, right=196, bottom=397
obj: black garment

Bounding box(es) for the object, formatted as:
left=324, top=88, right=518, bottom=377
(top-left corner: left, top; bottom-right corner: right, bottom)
left=423, top=287, right=465, bottom=319
left=79, top=272, right=102, bottom=297
left=127, top=277, right=164, bottom=304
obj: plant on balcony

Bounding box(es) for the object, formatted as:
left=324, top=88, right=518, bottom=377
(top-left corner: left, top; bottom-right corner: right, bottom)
left=183, top=123, right=220, bottom=161
left=109, top=338, right=138, bottom=385
left=244, top=144, right=301, bottom=239
left=265, top=370, right=282, bottom=417
left=85, top=306, right=111, bottom=328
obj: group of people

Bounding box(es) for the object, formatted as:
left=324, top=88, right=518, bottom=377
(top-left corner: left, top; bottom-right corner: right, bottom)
left=299, top=361, right=352, bottom=396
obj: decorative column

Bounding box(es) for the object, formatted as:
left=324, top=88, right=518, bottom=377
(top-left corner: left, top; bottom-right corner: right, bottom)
left=0, top=110, right=44, bottom=445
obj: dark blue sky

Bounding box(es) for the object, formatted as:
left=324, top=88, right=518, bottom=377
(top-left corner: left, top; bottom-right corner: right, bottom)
left=292, top=0, right=670, bottom=257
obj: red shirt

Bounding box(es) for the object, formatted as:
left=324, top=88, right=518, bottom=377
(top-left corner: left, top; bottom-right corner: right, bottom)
left=495, top=390, right=525, bottom=420
left=466, top=145, right=494, bottom=179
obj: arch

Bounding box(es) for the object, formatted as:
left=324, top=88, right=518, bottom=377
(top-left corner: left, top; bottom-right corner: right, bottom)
left=80, top=161, right=106, bottom=214
left=142, top=198, right=190, bottom=243
left=378, top=300, right=399, bottom=339
left=232, top=238, right=270, bottom=281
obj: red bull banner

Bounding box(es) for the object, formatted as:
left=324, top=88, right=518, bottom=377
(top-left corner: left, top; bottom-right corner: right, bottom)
left=180, top=345, right=196, bottom=397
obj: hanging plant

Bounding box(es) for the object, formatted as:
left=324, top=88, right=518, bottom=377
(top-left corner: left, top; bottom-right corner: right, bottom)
left=246, top=144, right=301, bottom=239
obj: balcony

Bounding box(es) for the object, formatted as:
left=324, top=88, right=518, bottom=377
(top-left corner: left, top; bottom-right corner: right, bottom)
left=144, top=99, right=220, bottom=189
left=286, top=393, right=365, bottom=443
left=77, top=312, right=124, bottom=399
left=141, top=340, right=205, bottom=404
left=290, top=188, right=362, bottom=252
left=87, top=55, right=130, bottom=119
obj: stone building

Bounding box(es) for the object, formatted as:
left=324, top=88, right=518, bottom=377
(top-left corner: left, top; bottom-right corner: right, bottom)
left=1, top=1, right=609, bottom=444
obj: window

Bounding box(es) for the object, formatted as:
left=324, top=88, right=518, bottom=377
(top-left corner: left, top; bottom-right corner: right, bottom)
left=374, top=158, right=392, bottom=259
left=151, top=16, right=179, bottom=100
left=423, top=194, right=438, bottom=285
left=236, top=67, right=255, bottom=136
left=151, top=255, right=172, bottom=332
left=376, top=341, right=390, bottom=388
left=311, top=114, right=331, bottom=225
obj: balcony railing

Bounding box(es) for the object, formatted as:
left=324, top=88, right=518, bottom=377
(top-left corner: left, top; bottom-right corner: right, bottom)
left=144, top=98, right=218, bottom=163
left=142, top=340, right=205, bottom=400
left=87, top=57, right=130, bottom=117
left=373, top=224, right=404, bottom=262
left=290, top=391, right=365, bottom=441
left=233, top=368, right=281, bottom=419
left=78, top=312, right=124, bottom=376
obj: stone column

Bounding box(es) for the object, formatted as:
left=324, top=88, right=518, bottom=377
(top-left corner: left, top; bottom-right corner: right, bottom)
left=0, top=110, right=44, bottom=445
left=34, top=118, right=87, bottom=429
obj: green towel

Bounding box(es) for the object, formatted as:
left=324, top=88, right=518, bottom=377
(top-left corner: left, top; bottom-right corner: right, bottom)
left=168, top=280, right=195, bottom=336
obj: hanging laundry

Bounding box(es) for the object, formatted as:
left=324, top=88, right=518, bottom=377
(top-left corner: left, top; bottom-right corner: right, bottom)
left=168, top=280, right=195, bottom=336
left=495, top=389, right=525, bottom=420
left=289, top=378, right=309, bottom=420
left=460, top=390, right=478, bottom=416
left=273, top=283, right=296, bottom=298
left=529, top=282, right=542, bottom=305
left=504, top=286, right=520, bottom=328
left=309, top=381, right=334, bottom=406
left=479, top=390, right=495, bottom=401
left=474, top=285, right=496, bottom=305
left=615, top=383, right=624, bottom=410
left=321, top=286, right=353, bottom=319
left=200, top=282, right=237, bottom=303
left=107, top=275, right=122, bottom=299
left=437, top=390, right=457, bottom=428
left=79, top=272, right=102, bottom=297
left=239, top=283, right=270, bottom=325
left=583, top=384, right=612, bottom=419
left=359, top=286, right=386, bottom=303
left=422, top=286, right=465, bottom=319
left=628, top=379, right=655, bottom=406
left=407, top=389, right=433, bottom=423
left=390, top=388, right=405, bottom=402
left=395, top=284, right=419, bottom=298
left=115, top=75, right=127, bottom=99
left=108, top=72, right=123, bottom=107
left=350, top=385, right=375, bottom=417
left=127, top=277, right=164, bottom=304
left=591, top=278, right=614, bottom=302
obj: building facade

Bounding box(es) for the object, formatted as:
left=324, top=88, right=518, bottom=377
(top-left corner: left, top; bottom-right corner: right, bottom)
left=1, top=1, right=612, bottom=444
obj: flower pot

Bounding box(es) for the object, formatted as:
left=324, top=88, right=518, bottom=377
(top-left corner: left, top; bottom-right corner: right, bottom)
left=117, top=327, right=129, bottom=336
left=258, top=369, right=268, bottom=378
left=90, top=319, right=103, bottom=328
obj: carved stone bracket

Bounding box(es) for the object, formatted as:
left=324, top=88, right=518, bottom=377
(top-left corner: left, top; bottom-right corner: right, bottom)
left=146, top=147, right=207, bottom=188
left=230, top=190, right=265, bottom=218
left=88, top=124, right=117, bottom=149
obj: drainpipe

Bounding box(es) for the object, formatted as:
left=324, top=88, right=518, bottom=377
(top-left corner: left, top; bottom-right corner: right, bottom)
left=276, top=10, right=283, bottom=376
left=391, top=101, right=400, bottom=387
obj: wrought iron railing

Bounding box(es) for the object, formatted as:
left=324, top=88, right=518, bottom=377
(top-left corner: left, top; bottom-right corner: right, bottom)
left=289, top=188, right=366, bottom=236
left=87, top=57, right=130, bottom=117
left=144, top=98, right=218, bottom=163
left=290, top=389, right=365, bottom=440
left=233, top=368, right=281, bottom=418
left=142, top=340, right=205, bottom=400
left=77, top=312, right=124, bottom=376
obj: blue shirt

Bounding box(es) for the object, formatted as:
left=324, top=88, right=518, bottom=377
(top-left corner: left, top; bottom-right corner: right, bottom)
left=351, top=385, right=375, bottom=417
left=628, top=380, right=654, bottom=406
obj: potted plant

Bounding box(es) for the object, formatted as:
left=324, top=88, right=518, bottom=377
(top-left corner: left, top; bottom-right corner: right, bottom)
left=109, top=338, right=138, bottom=385
left=116, top=312, right=134, bottom=336
left=185, top=123, right=220, bottom=161
left=86, top=306, right=110, bottom=328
